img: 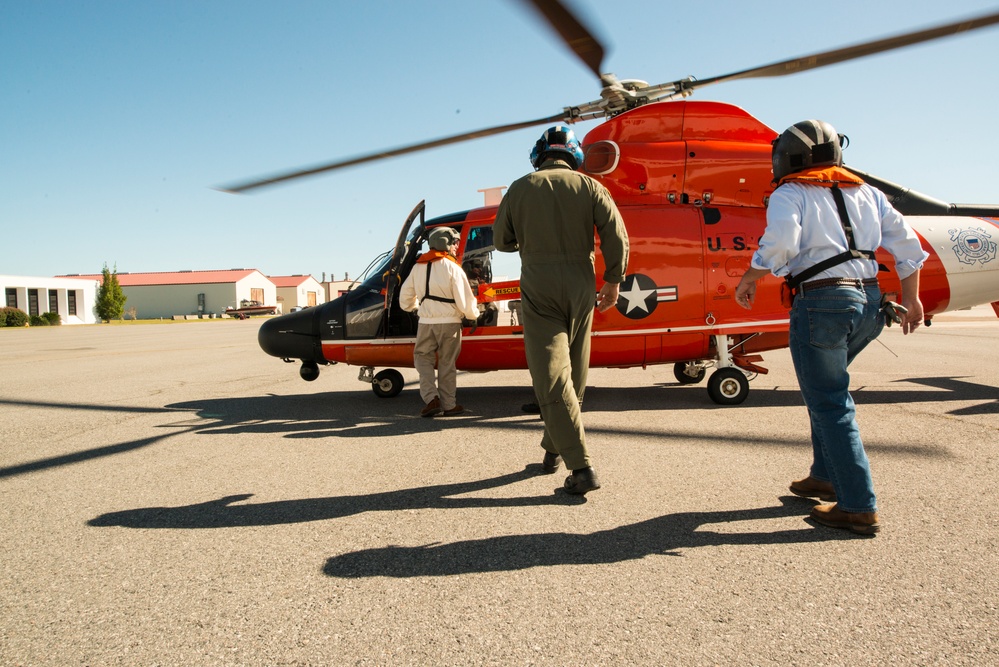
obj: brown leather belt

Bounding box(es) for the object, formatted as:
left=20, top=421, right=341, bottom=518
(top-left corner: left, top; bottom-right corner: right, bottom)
left=799, top=277, right=879, bottom=293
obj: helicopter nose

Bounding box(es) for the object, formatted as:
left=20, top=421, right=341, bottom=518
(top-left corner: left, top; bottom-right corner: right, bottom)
left=257, top=307, right=324, bottom=362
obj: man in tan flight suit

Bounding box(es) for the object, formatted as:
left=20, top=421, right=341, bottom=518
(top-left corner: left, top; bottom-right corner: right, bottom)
left=400, top=226, right=480, bottom=418
left=494, top=125, right=629, bottom=495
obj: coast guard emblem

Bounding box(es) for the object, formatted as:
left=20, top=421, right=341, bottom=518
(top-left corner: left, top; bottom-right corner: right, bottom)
left=949, top=227, right=997, bottom=266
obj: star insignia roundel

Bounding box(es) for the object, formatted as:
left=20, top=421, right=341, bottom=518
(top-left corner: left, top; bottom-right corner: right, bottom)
left=615, top=273, right=659, bottom=319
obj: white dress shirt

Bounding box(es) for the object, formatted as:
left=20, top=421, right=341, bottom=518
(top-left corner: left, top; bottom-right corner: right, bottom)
left=751, top=181, right=928, bottom=282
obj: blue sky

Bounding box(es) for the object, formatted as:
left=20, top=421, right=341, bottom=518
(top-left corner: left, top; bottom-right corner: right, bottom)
left=3, top=0, right=998, bottom=282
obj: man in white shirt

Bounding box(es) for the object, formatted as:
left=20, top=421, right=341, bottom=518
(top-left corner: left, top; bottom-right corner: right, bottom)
left=400, top=227, right=480, bottom=418
left=735, top=120, right=928, bottom=535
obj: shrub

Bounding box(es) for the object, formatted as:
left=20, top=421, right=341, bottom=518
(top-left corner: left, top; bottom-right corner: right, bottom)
left=96, top=263, right=127, bottom=322
left=1, top=307, right=29, bottom=327
left=30, top=314, right=48, bottom=326
left=42, top=311, right=62, bottom=325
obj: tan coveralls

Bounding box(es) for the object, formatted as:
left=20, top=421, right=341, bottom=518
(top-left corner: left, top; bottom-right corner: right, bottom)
left=399, top=254, right=479, bottom=410
left=494, top=159, right=629, bottom=470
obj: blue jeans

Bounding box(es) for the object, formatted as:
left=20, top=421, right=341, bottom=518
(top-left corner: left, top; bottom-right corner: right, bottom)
left=788, top=284, right=884, bottom=513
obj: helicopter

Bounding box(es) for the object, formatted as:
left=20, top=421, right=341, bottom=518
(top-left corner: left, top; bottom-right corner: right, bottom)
left=222, top=0, right=999, bottom=405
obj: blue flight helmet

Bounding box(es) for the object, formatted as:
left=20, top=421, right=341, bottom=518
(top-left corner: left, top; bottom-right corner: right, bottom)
left=530, top=125, right=585, bottom=170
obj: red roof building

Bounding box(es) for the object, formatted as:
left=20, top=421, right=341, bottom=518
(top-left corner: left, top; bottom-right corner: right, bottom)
left=58, top=269, right=277, bottom=319
left=269, top=274, right=325, bottom=311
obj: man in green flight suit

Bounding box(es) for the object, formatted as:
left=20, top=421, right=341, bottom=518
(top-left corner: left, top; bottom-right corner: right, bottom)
left=495, top=125, right=629, bottom=495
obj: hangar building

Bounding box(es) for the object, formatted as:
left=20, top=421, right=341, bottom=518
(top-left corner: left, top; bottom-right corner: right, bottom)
left=270, top=274, right=325, bottom=312
left=62, top=269, right=277, bottom=320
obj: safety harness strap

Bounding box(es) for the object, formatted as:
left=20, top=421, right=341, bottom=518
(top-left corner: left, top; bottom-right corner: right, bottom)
left=420, top=261, right=456, bottom=305
left=786, top=185, right=877, bottom=290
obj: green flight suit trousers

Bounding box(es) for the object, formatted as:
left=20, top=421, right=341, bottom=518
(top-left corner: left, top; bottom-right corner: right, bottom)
left=520, top=260, right=595, bottom=471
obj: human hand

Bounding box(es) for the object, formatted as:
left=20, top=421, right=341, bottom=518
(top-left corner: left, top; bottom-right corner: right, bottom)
left=596, top=282, right=619, bottom=313
left=734, top=278, right=756, bottom=310
left=900, top=297, right=924, bottom=335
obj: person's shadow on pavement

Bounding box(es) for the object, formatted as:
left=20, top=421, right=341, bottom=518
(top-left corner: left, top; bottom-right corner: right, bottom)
left=321, top=495, right=849, bottom=578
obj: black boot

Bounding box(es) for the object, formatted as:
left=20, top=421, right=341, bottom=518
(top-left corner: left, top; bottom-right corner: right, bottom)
left=541, top=452, right=561, bottom=474
left=564, top=467, right=600, bottom=495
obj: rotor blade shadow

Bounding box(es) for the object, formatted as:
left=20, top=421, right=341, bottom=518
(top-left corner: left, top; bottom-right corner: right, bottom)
left=321, top=496, right=849, bottom=579
left=0, top=398, right=202, bottom=479
left=0, top=428, right=196, bottom=479
left=0, top=398, right=184, bottom=415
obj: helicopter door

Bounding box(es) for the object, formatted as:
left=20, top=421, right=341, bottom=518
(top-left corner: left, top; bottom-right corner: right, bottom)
left=460, top=223, right=523, bottom=328
left=378, top=200, right=426, bottom=337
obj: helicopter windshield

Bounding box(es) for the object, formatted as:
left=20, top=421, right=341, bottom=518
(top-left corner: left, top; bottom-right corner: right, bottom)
left=342, top=250, right=392, bottom=340
left=351, top=250, right=391, bottom=287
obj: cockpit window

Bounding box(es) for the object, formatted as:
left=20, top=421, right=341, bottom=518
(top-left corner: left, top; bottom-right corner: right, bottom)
left=462, top=226, right=494, bottom=286
left=459, top=225, right=522, bottom=328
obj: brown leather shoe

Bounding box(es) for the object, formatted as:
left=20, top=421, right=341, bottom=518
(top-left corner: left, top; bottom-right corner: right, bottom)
left=790, top=475, right=837, bottom=501
left=420, top=397, right=442, bottom=418
left=810, top=503, right=880, bottom=535
left=441, top=404, right=464, bottom=416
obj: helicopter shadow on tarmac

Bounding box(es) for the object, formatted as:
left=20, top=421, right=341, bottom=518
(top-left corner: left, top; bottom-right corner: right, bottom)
left=586, top=374, right=999, bottom=415
left=319, top=495, right=854, bottom=579
left=165, top=384, right=545, bottom=441
left=4, top=370, right=982, bottom=480
left=162, top=372, right=998, bottom=444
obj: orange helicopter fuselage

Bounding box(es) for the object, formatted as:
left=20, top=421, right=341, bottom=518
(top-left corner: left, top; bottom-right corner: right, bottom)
left=259, top=100, right=998, bottom=397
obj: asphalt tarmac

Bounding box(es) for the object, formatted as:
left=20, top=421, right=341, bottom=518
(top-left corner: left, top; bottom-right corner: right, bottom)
left=1, top=307, right=997, bottom=666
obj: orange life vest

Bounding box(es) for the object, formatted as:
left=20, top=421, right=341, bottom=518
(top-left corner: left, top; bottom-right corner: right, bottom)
left=777, top=166, right=864, bottom=189
left=415, top=250, right=460, bottom=265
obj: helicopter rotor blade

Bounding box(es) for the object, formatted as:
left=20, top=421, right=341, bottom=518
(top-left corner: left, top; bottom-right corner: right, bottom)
left=517, top=0, right=606, bottom=81
left=219, top=7, right=999, bottom=193
left=218, top=113, right=566, bottom=193
left=686, top=9, right=999, bottom=92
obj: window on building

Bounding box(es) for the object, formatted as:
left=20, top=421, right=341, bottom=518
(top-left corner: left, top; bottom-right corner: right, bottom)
left=5, top=288, right=16, bottom=309
left=48, top=290, right=59, bottom=314
left=68, top=291, right=78, bottom=316
left=28, top=289, right=39, bottom=316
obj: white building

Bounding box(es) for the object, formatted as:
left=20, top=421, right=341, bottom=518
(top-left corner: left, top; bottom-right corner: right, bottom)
left=270, top=274, right=325, bottom=312
left=1, top=275, right=99, bottom=325
left=61, top=269, right=277, bottom=320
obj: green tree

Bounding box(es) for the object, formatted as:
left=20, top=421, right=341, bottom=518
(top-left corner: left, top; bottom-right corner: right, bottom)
left=95, top=263, right=127, bottom=322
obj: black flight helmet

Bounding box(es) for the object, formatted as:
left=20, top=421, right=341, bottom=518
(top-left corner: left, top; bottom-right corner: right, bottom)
left=771, top=119, right=849, bottom=183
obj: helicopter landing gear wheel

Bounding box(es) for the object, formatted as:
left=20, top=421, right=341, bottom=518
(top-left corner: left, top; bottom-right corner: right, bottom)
left=371, top=369, right=404, bottom=398
left=673, top=362, right=706, bottom=385
left=707, top=368, right=749, bottom=405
